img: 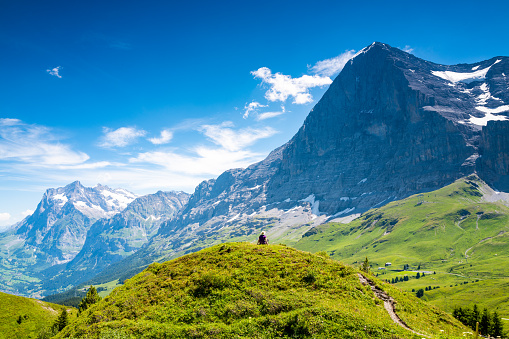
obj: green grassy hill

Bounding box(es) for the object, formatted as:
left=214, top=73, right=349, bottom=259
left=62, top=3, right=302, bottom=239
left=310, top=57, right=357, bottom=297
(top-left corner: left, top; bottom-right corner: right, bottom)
left=56, top=243, right=467, bottom=338
left=0, top=291, right=74, bottom=339
left=294, top=175, right=509, bottom=318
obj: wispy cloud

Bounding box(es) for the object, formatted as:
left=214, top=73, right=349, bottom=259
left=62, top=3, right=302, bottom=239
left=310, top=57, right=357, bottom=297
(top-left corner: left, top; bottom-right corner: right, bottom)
left=131, top=121, right=278, bottom=177
left=243, top=101, right=267, bottom=119
left=402, top=45, right=414, bottom=54
left=251, top=67, right=332, bottom=104
left=0, top=118, right=89, bottom=165
left=46, top=66, right=62, bottom=78
left=131, top=147, right=262, bottom=176
left=148, top=129, right=173, bottom=145
left=309, top=50, right=356, bottom=77
left=199, top=122, right=277, bottom=151
left=0, top=213, right=10, bottom=222
left=98, top=127, right=147, bottom=148
left=254, top=105, right=286, bottom=121
left=257, top=111, right=285, bottom=121
left=20, top=210, right=33, bottom=218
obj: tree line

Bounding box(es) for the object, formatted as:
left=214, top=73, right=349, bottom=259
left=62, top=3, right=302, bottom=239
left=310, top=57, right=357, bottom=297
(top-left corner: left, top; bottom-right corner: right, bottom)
left=452, top=304, right=504, bottom=337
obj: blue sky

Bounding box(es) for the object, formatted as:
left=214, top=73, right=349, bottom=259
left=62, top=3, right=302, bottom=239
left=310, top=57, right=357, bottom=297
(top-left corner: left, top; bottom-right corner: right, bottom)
left=2, top=0, right=509, bottom=228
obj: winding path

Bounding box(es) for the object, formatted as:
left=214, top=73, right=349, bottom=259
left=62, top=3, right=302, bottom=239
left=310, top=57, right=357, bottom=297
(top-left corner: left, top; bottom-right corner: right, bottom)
left=357, top=273, right=429, bottom=337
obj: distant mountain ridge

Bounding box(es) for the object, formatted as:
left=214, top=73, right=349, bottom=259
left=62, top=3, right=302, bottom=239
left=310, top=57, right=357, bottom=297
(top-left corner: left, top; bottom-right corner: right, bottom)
left=41, top=190, right=190, bottom=293
left=11, top=181, right=136, bottom=266
left=0, top=182, right=189, bottom=297
left=86, top=43, right=509, bottom=287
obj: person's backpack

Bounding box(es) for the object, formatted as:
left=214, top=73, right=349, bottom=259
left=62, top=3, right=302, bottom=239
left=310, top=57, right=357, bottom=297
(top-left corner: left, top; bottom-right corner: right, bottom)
left=258, top=234, right=267, bottom=244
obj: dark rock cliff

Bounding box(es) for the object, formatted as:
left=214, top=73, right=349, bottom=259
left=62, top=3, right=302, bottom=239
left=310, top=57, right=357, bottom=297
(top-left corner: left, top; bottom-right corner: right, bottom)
left=478, top=120, right=509, bottom=191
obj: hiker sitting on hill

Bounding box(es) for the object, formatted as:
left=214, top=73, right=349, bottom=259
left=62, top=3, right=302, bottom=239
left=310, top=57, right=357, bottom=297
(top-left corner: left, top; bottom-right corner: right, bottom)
left=257, top=231, right=268, bottom=245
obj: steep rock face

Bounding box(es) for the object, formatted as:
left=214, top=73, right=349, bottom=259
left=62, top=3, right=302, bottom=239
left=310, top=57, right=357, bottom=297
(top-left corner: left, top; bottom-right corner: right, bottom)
left=76, top=43, right=509, bottom=288
left=478, top=121, right=509, bottom=191
left=163, top=43, right=509, bottom=228
left=266, top=43, right=483, bottom=214
left=40, top=191, right=190, bottom=293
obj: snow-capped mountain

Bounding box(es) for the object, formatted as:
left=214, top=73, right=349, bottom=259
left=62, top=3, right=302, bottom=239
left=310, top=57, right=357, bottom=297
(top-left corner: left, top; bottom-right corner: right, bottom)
left=40, top=191, right=189, bottom=294
left=91, top=42, right=509, bottom=285
left=14, top=181, right=137, bottom=264
left=0, top=181, right=137, bottom=296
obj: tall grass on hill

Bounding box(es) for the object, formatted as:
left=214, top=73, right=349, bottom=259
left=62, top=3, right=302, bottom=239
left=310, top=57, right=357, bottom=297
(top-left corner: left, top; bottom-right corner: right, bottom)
left=0, top=291, right=74, bottom=339
left=55, top=243, right=467, bottom=338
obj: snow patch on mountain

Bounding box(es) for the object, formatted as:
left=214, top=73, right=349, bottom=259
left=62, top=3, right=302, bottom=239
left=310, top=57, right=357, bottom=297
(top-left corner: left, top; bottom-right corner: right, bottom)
left=476, top=83, right=503, bottom=105
left=468, top=105, right=509, bottom=126
left=431, top=60, right=501, bottom=84
left=52, top=193, right=68, bottom=206
left=299, top=194, right=320, bottom=215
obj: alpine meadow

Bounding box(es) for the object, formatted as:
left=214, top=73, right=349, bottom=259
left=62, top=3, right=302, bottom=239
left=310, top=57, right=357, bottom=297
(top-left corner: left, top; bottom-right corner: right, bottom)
left=1, top=1, right=509, bottom=338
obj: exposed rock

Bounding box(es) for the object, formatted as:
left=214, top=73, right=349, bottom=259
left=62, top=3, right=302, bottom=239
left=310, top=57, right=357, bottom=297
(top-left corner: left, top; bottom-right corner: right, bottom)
left=478, top=120, right=509, bottom=191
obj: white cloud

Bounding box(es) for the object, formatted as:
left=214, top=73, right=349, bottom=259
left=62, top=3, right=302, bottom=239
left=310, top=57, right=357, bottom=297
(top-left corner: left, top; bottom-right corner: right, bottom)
left=251, top=67, right=332, bottom=104
left=255, top=105, right=286, bottom=121
left=55, top=161, right=113, bottom=170
left=98, top=127, right=147, bottom=148
left=243, top=101, right=267, bottom=119
left=21, top=210, right=33, bottom=218
left=46, top=66, right=62, bottom=78
left=0, top=119, right=89, bottom=165
left=131, top=147, right=261, bottom=176
left=199, top=122, right=277, bottom=151
left=402, top=45, right=414, bottom=54
left=131, top=121, right=278, bottom=178
left=256, top=111, right=285, bottom=121
left=0, top=213, right=10, bottom=222
left=309, top=50, right=357, bottom=77
left=148, top=129, right=173, bottom=145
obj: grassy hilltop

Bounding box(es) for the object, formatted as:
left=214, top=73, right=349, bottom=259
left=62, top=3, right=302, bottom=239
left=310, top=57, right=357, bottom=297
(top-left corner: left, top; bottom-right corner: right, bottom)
left=56, top=243, right=467, bottom=338
left=295, top=175, right=509, bottom=317
left=0, top=291, right=75, bottom=339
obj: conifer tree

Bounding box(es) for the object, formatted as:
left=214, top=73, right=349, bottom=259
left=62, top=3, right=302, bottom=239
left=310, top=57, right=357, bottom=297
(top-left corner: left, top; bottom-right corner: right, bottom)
left=470, top=304, right=480, bottom=330
left=53, top=308, right=68, bottom=332
left=360, top=257, right=370, bottom=273
left=78, top=285, right=102, bottom=315
left=492, top=311, right=503, bottom=337
left=480, top=307, right=490, bottom=335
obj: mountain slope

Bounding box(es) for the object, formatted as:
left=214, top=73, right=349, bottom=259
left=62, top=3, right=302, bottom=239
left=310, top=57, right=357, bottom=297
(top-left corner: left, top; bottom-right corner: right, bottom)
left=0, top=181, right=137, bottom=297
left=294, top=174, right=509, bottom=316
left=0, top=291, right=74, bottom=339
left=55, top=243, right=467, bottom=338
left=43, top=191, right=189, bottom=292
left=294, top=174, right=509, bottom=271
left=84, top=42, right=509, bottom=288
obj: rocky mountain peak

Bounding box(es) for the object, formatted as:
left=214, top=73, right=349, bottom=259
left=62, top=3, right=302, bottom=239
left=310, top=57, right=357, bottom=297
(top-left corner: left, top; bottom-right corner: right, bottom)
left=154, top=42, right=509, bottom=247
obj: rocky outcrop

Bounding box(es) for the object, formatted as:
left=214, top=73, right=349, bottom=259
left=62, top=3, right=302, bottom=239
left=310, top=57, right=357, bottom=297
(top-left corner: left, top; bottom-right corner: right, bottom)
left=478, top=121, right=509, bottom=191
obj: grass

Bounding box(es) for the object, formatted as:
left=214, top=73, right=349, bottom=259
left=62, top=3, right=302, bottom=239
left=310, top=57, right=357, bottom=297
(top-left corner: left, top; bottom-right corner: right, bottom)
left=55, top=243, right=468, bottom=338
left=0, top=291, right=76, bottom=339
left=294, top=175, right=509, bottom=319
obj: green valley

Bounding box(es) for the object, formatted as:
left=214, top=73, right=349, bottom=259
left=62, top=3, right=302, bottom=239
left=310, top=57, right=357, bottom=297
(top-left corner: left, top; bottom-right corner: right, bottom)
left=295, top=175, right=509, bottom=319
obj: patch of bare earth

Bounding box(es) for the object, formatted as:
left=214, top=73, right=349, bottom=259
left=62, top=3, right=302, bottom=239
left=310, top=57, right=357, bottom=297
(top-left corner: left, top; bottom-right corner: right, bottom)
left=357, top=273, right=429, bottom=337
